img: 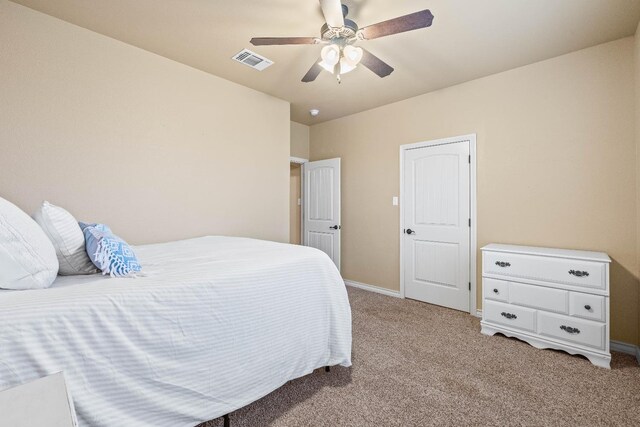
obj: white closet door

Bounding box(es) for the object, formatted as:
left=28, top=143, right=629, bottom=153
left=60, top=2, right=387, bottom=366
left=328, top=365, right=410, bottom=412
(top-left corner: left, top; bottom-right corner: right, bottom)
left=403, top=142, right=470, bottom=311
left=303, top=158, right=341, bottom=270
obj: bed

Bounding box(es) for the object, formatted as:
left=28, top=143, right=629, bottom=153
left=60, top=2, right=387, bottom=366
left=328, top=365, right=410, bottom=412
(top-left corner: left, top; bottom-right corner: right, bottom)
left=0, top=236, right=352, bottom=426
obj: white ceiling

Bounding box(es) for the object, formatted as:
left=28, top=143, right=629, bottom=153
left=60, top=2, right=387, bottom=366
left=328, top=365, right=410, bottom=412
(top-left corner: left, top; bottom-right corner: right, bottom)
left=11, top=0, right=640, bottom=125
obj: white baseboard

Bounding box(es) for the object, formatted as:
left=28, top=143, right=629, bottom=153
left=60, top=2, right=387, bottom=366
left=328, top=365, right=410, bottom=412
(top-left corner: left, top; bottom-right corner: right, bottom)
left=476, top=309, right=482, bottom=318
left=610, top=340, right=639, bottom=356
left=344, top=280, right=402, bottom=298
left=637, top=347, right=640, bottom=365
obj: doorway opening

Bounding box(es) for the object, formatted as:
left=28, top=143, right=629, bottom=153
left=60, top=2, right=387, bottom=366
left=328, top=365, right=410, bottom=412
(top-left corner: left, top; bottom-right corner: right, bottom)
left=290, top=162, right=302, bottom=245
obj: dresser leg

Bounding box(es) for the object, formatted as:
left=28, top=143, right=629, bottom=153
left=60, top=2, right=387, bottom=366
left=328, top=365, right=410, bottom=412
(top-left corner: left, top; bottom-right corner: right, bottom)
left=586, top=354, right=611, bottom=369
left=325, top=366, right=330, bottom=372
left=480, top=323, right=498, bottom=337
left=223, top=414, right=230, bottom=427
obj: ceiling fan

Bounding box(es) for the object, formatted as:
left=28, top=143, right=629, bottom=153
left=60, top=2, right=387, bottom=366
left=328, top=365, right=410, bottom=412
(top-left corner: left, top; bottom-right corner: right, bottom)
left=250, top=0, right=434, bottom=83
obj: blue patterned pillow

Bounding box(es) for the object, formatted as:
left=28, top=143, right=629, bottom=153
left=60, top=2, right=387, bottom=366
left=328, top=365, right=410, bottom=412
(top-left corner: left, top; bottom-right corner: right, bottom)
left=79, top=223, right=141, bottom=277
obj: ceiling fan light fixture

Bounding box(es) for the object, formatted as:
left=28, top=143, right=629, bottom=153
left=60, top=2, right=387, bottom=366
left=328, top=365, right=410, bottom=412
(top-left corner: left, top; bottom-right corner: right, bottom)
left=319, top=60, right=336, bottom=74
left=343, top=45, right=363, bottom=66
left=319, top=44, right=340, bottom=74
left=318, top=44, right=340, bottom=74
left=339, top=58, right=356, bottom=74
left=320, top=44, right=340, bottom=65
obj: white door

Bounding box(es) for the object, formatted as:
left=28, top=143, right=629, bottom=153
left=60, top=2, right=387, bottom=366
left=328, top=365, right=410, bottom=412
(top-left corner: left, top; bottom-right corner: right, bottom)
left=303, top=158, right=341, bottom=269
left=402, top=141, right=470, bottom=311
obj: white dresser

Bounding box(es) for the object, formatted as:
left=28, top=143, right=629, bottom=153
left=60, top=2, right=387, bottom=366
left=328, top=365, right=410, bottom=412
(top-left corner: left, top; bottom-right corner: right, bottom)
left=480, top=244, right=611, bottom=368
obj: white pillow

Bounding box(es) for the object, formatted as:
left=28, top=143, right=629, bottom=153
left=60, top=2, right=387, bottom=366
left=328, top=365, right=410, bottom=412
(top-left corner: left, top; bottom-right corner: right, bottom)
left=33, top=201, right=97, bottom=276
left=0, top=197, right=59, bottom=290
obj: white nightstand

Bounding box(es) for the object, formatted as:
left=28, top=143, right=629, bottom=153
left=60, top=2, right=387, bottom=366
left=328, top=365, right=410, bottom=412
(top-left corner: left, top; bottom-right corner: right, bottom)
left=0, top=373, right=77, bottom=426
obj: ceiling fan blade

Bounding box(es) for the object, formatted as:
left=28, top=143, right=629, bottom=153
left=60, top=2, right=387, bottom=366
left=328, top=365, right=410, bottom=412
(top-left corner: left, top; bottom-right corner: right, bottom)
left=319, top=0, right=345, bottom=28
left=360, top=9, right=434, bottom=40
left=302, top=61, right=323, bottom=83
left=360, top=49, right=394, bottom=78
left=250, top=37, right=318, bottom=46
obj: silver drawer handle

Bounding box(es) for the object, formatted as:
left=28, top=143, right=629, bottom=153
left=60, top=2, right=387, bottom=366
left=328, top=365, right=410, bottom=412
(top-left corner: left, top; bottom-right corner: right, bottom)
left=500, top=312, right=517, bottom=320
left=495, top=261, right=511, bottom=268
left=568, top=270, right=589, bottom=277
left=560, top=325, right=580, bottom=334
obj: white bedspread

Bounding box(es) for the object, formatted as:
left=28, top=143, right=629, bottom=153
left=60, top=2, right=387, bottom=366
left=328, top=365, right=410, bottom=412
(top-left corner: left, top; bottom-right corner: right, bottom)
left=0, top=236, right=352, bottom=426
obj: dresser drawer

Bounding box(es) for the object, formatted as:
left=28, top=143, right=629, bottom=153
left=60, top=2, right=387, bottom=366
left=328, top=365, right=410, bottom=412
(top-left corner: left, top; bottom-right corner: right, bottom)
left=569, top=293, right=605, bottom=322
left=483, top=251, right=606, bottom=290
left=483, top=300, right=536, bottom=333
left=537, top=312, right=605, bottom=350
left=483, top=278, right=508, bottom=302
left=509, top=282, right=568, bottom=314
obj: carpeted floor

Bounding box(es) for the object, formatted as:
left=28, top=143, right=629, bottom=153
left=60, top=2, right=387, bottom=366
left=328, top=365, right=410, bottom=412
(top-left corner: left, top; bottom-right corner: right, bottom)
left=200, top=287, right=640, bottom=426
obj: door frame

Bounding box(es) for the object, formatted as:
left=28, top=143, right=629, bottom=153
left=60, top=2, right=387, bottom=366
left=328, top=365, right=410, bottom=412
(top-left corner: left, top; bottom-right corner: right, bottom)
left=399, top=134, right=477, bottom=316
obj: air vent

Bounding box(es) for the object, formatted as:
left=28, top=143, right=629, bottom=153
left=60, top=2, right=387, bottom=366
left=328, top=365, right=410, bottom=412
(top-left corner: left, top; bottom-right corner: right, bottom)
left=232, top=49, right=274, bottom=71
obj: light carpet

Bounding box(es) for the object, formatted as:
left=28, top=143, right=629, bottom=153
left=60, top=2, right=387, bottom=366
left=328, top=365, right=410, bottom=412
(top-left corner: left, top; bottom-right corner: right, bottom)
left=200, top=287, right=640, bottom=426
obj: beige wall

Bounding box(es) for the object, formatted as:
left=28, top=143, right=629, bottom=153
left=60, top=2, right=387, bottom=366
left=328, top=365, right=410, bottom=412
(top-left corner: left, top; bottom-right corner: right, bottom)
left=290, top=121, right=310, bottom=159
left=289, top=164, right=302, bottom=245
left=0, top=1, right=290, bottom=244
left=311, top=38, right=639, bottom=345
left=635, top=21, right=640, bottom=347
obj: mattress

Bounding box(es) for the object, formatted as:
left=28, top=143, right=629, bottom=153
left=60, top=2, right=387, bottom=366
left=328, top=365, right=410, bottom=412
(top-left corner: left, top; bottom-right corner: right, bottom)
left=0, top=236, right=352, bottom=426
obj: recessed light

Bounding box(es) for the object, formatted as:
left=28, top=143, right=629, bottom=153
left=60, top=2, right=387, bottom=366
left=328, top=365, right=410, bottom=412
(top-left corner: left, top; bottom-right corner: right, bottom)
left=309, top=109, right=320, bottom=117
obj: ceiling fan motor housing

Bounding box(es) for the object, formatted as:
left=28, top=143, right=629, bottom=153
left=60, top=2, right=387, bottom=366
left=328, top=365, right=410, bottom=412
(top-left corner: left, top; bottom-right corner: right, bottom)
left=321, top=4, right=357, bottom=41
left=321, top=19, right=358, bottom=41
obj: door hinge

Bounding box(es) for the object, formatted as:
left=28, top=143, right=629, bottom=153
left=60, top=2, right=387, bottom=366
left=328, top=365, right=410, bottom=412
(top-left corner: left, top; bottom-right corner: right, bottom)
left=468, top=218, right=471, bottom=227
left=469, top=282, right=471, bottom=291
left=468, top=155, right=471, bottom=164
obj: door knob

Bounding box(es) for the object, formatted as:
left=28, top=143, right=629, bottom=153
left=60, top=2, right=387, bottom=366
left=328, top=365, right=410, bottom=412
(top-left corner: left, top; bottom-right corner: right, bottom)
left=329, top=225, right=340, bottom=230
left=405, top=229, right=415, bottom=235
